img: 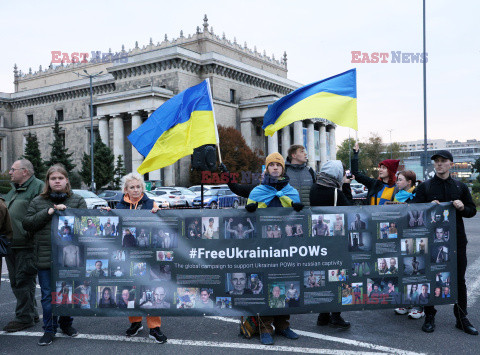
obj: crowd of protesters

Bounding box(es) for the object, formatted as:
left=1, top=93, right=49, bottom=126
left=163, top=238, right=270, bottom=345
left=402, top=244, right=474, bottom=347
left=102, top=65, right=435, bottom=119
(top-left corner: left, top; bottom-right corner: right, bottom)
left=0, top=141, right=477, bottom=347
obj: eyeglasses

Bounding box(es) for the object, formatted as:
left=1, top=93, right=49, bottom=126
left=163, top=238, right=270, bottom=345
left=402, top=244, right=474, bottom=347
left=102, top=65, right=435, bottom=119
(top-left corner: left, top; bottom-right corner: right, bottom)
left=9, top=167, right=25, bottom=172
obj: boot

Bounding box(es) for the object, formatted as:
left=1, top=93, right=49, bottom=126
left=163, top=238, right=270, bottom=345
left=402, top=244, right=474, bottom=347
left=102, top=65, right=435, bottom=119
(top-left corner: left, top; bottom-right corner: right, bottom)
left=329, top=313, right=351, bottom=329
left=455, top=316, right=479, bottom=336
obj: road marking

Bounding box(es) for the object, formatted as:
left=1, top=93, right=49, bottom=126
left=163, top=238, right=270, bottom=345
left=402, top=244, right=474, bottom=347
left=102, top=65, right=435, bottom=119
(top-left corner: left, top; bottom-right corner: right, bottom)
left=466, top=256, right=480, bottom=306
left=0, top=331, right=388, bottom=354
left=206, top=316, right=423, bottom=355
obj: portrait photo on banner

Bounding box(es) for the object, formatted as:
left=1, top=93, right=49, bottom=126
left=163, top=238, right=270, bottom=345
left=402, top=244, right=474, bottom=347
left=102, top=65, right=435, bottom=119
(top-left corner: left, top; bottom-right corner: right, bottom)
left=312, top=214, right=345, bottom=236
left=224, top=217, right=255, bottom=239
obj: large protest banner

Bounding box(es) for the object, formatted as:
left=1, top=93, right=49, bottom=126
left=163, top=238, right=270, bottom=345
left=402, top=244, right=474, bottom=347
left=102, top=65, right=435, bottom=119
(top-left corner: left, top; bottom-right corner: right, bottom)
left=51, top=203, right=456, bottom=316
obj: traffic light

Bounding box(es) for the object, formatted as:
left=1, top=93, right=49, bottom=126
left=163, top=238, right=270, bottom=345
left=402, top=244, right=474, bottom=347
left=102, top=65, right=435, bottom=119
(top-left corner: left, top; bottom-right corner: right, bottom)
left=192, top=144, right=217, bottom=171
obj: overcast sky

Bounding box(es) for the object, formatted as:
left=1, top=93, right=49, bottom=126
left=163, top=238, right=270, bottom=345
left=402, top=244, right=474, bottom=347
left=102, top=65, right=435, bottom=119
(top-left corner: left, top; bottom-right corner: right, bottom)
left=1, top=0, right=478, bottom=145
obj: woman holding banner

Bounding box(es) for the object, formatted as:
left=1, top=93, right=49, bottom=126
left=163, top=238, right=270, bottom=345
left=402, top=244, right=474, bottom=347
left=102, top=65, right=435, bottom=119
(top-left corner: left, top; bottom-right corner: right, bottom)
left=107, top=172, right=167, bottom=344
left=23, top=164, right=86, bottom=346
left=309, top=160, right=352, bottom=329
left=246, top=152, right=303, bottom=345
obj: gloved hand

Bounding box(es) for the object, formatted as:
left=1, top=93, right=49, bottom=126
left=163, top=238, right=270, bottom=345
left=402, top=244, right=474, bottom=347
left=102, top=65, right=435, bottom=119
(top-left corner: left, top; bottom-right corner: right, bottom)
left=292, top=202, right=304, bottom=212
left=219, top=163, right=229, bottom=173
left=245, top=202, right=258, bottom=213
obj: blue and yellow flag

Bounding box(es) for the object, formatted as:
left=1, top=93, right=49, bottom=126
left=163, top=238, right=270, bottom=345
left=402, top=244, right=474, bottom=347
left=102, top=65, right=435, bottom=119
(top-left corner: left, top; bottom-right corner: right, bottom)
left=129, top=80, right=217, bottom=174
left=263, top=69, right=357, bottom=136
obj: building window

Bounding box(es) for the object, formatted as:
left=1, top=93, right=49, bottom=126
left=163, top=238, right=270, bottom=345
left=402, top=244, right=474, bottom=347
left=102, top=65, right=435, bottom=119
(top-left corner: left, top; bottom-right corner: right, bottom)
left=27, top=114, right=34, bottom=126
left=0, top=138, right=2, bottom=152
left=229, top=89, right=236, bottom=103
left=92, top=105, right=97, bottom=117
left=255, top=125, right=262, bottom=137
left=56, top=109, right=64, bottom=121
left=59, top=132, right=66, bottom=148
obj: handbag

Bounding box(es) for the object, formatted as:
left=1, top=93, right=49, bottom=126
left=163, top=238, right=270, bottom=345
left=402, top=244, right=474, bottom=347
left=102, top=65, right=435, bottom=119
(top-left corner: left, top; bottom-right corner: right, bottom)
left=0, top=234, right=12, bottom=257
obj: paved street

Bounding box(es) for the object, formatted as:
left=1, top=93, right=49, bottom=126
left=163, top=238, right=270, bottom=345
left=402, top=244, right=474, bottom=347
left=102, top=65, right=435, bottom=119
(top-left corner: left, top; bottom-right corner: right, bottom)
left=1, top=216, right=479, bottom=354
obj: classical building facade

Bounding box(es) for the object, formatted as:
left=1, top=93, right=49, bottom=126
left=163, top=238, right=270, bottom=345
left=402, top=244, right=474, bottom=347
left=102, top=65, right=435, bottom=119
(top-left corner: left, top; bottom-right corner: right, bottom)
left=0, top=16, right=337, bottom=186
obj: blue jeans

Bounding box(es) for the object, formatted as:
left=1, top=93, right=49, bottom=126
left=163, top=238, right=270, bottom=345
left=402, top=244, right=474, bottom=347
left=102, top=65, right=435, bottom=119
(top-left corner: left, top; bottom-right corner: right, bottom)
left=37, top=269, right=73, bottom=333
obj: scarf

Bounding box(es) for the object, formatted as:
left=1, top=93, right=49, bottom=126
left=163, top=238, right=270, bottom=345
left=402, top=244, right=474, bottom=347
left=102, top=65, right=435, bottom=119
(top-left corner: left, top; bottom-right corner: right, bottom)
left=316, top=172, right=341, bottom=189
left=248, top=175, right=300, bottom=208
left=394, top=186, right=416, bottom=203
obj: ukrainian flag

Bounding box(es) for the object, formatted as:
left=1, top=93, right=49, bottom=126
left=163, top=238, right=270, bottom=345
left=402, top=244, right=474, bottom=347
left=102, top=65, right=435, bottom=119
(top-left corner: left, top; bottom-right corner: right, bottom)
left=263, top=69, right=357, bottom=136
left=129, top=79, right=217, bottom=174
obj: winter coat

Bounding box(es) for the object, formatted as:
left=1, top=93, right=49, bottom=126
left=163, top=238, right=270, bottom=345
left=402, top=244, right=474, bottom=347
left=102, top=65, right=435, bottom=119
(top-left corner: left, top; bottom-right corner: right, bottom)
left=351, top=151, right=397, bottom=205
left=116, top=193, right=155, bottom=210
left=4, top=175, right=44, bottom=248
left=285, top=162, right=316, bottom=207
left=23, top=193, right=86, bottom=269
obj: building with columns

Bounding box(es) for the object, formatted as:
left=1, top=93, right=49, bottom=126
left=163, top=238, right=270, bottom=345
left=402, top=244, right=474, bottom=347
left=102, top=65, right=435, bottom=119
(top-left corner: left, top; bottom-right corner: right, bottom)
left=0, top=16, right=337, bottom=186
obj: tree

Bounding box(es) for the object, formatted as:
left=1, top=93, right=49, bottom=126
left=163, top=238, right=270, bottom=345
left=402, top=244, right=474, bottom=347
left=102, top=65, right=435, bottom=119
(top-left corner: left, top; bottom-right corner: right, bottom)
left=472, top=156, right=480, bottom=183
left=46, top=118, right=75, bottom=172
left=336, top=137, right=356, bottom=170
left=113, top=155, right=127, bottom=189
left=380, top=142, right=407, bottom=162
left=22, top=133, right=46, bottom=179
left=80, top=133, right=115, bottom=189
left=189, top=125, right=264, bottom=185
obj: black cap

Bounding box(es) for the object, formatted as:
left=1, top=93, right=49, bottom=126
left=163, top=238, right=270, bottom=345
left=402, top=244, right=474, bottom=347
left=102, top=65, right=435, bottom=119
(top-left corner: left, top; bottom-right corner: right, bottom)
left=430, top=150, right=453, bottom=162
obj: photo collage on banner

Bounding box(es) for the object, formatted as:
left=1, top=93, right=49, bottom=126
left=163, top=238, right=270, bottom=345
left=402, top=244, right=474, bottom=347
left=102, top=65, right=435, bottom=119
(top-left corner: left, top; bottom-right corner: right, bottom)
left=51, top=203, right=456, bottom=316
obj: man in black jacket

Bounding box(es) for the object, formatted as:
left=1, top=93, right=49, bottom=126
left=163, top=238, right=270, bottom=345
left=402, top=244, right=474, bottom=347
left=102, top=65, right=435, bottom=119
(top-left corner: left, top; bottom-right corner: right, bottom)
left=413, top=150, right=477, bottom=335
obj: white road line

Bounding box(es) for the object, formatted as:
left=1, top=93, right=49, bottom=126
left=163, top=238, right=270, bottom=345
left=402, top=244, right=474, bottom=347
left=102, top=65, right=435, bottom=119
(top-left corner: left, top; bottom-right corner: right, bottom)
left=206, top=316, right=424, bottom=355
left=0, top=331, right=388, bottom=354
left=466, top=256, right=480, bottom=306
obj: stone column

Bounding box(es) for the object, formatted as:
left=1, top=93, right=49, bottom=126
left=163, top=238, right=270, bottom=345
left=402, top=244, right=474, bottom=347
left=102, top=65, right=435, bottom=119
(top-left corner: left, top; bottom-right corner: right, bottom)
left=164, top=163, right=175, bottom=186
left=98, top=116, right=109, bottom=147
left=145, top=110, right=161, bottom=181
left=319, top=123, right=327, bottom=166
left=281, top=126, right=290, bottom=158
left=240, top=118, right=253, bottom=147
left=293, top=121, right=303, bottom=145
left=267, top=132, right=279, bottom=155
left=327, top=125, right=337, bottom=160
left=307, top=121, right=315, bottom=169
left=130, top=111, right=143, bottom=174
left=112, top=114, right=124, bottom=163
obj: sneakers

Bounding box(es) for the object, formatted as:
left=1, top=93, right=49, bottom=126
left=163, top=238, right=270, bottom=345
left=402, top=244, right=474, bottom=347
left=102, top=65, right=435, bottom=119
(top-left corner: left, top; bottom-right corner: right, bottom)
left=394, top=307, right=409, bottom=315
left=408, top=308, right=425, bottom=319
left=422, top=314, right=435, bottom=333
left=61, top=326, right=79, bottom=337
left=3, top=320, right=35, bottom=333
left=126, top=322, right=143, bottom=337
left=38, top=332, right=55, bottom=346
left=275, top=327, right=299, bottom=339
left=317, top=313, right=330, bottom=326
left=260, top=332, right=274, bottom=345
left=329, top=314, right=351, bottom=329
left=455, top=317, right=479, bottom=336
left=149, top=327, right=167, bottom=343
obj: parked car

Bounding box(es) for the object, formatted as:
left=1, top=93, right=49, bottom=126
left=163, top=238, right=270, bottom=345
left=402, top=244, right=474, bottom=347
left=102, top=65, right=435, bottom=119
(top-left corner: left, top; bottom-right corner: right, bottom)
left=192, top=188, right=239, bottom=209
left=144, top=191, right=170, bottom=209
left=97, top=190, right=123, bottom=208
left=351, top=182, right=368, bottom=198
left=188, top=185, right=213, bottom=195
left=171, top=187, right=198, bottom=207
left=72, top=189, right=108, bottom=209
left=149, top=188, right=188, bottom=208
left=188, top=184, right=229, bottom=195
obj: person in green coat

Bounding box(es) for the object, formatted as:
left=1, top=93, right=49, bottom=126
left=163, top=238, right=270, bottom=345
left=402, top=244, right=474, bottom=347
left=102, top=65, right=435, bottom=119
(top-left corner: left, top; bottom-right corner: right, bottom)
left=23, top=164, right=86, bottom=346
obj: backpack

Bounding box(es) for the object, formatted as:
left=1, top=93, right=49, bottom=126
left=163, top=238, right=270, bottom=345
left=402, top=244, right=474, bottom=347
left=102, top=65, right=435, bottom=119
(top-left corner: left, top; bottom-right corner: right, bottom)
left=239, top=316, right=260, bottom=339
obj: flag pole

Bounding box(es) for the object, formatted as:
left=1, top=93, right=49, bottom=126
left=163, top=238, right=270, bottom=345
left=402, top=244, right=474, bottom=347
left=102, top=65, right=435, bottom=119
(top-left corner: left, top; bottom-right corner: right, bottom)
left=206, top=78, right=223, bottom=164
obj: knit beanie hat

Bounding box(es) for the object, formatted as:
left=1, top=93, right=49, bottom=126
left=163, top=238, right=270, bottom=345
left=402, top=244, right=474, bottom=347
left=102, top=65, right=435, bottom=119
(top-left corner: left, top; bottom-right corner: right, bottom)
left=265, top=152, right=285, bottom=173
left=379, top=159, right=400, bottom=185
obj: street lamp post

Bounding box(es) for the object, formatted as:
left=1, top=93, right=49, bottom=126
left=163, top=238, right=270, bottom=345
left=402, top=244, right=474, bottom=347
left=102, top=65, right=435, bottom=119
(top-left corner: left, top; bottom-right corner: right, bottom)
left=387, top=129, right=393, bottom=159
left=74, top=70, right=105, bottom=192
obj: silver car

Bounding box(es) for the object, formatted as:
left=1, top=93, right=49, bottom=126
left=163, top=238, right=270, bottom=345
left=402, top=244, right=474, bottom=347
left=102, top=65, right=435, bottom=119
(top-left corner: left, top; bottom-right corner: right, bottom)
left=72, top=189, right=108, bottom=209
